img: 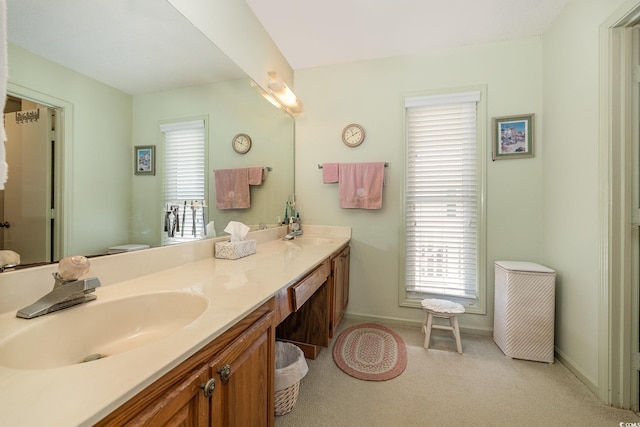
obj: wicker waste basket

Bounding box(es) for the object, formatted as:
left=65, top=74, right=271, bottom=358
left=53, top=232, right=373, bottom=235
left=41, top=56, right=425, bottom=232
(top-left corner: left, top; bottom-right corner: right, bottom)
left=274, top=341, right=308, bottom=416
left=493, top=261, right=556, bottom=363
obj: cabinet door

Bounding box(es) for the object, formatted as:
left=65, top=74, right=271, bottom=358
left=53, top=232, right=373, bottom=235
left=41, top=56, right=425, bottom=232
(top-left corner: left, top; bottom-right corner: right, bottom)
left=331, top=246, right=350, bottom=337
left=209, top=312, right=275, bottom=427
left=125, top=365, right=210, bottom=427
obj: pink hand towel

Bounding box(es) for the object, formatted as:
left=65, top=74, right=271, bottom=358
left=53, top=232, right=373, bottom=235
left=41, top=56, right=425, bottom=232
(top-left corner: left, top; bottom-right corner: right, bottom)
left=214, top=168, right=250, bottom=209
left=248, top=167, right=264, bottom=185
left=322, top=163, right=339, bottom=183
left=338, top=162, right=385, bottom=209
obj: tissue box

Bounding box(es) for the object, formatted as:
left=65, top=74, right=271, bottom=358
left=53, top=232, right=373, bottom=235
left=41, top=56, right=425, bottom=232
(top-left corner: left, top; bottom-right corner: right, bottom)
left=215, top=240, right=257, bottom=260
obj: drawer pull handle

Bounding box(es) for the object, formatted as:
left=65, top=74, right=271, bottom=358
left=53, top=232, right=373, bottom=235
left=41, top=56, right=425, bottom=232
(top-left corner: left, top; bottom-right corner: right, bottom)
left=217, top=364, right=231, bottom=382
left=201, top=378, right=216, bottom=397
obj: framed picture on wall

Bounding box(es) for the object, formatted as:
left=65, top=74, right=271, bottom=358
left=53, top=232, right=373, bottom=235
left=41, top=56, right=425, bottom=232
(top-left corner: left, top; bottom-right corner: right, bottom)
left=134, top=145, right=155, bottom=175
left=492, top=114, right=534, bottom=160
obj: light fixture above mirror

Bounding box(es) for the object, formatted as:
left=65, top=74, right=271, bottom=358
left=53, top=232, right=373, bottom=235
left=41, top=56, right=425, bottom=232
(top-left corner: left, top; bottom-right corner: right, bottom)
left=267, top=72, right=304, bottom=116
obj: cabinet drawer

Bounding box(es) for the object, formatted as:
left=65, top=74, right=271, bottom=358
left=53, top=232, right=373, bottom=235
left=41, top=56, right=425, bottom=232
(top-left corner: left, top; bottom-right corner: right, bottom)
left=289, top=260, right=330, bottom=311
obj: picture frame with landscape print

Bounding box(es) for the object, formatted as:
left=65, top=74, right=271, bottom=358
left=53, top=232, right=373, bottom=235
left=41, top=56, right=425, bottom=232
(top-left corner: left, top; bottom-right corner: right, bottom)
left=492, top=114, right=534, bottom=160
left=134, top=145, right=155, bottom=175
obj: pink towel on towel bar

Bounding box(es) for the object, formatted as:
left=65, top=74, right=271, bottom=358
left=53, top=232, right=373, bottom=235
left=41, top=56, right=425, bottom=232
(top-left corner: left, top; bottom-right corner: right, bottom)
left=322, top=163, right=339, bottom=183
left=338, top=162, right=385, bottom=209
left=248, top=167, right=264, bottom=185
left=214, top=168, right=250, bottom=209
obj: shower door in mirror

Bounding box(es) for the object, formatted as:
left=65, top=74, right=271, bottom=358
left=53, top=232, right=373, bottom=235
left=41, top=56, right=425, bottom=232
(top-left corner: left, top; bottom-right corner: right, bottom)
left=3, top=107, right=54, bottom=264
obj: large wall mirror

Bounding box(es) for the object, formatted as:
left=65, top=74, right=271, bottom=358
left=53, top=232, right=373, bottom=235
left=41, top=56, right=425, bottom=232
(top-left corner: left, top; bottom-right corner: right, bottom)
left=2, top=0, right=294, bottom=267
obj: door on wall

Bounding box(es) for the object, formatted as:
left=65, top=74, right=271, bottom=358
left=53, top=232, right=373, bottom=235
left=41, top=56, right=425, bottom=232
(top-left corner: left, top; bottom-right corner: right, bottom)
left=2, top=106, right=54, bottom=264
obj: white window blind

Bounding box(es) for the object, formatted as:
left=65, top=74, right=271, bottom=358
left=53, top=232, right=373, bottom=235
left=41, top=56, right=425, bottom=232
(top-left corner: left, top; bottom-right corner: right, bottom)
left=405, top=91, right=480, bottom=301
left=160, top=119, right=206, bottom=243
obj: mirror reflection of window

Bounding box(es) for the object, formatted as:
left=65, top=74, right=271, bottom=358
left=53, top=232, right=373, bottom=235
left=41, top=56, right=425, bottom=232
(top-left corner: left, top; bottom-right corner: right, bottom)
left=160, top=119, right=207, bottom=244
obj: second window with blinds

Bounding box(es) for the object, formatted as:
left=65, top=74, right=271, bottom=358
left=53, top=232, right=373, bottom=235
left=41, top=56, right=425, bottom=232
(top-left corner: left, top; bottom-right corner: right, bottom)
left=403, top=89, right=486, bottom=311
left=160, top=119, right=207, bottom=244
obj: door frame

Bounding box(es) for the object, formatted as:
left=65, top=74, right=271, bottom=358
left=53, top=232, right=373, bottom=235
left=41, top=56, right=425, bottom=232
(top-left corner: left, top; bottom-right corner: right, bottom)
left=6, top=83, right=73, bottom=261
left=599, top=0, right=640, bottom=410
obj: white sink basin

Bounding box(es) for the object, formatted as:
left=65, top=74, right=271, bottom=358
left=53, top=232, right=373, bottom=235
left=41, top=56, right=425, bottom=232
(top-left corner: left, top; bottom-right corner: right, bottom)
left=0, top=291, right=208, bottom=370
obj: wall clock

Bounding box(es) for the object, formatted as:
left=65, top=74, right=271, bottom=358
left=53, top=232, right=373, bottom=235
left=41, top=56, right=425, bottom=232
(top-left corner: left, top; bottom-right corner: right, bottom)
left=342, top=123, right=365, bottom=147
left=232, top=133, right=252, bottom=154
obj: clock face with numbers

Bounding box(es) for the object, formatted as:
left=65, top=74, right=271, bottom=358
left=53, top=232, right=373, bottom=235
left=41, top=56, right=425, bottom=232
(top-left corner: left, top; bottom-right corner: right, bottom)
left=232, top=133, right=252, bottom=154
left=342, top=124, right=365, bottom=147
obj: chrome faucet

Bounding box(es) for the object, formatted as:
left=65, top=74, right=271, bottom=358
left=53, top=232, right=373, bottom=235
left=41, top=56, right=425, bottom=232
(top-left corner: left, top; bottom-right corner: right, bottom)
left=16, top=256, right=101, bottom=319
left=283, top=219, right=303, bottom=240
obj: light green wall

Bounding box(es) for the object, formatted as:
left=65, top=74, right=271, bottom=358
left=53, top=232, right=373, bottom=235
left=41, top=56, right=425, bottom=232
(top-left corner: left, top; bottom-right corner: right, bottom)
left=294, top=0, right=634, bottom=390
left=131, top=79, right=294, bottom=244
left=294, top=37, right=544, bottom=333
left=542, top=0, right=629, bottom=388
left=7, top=45, right=133, bottom=256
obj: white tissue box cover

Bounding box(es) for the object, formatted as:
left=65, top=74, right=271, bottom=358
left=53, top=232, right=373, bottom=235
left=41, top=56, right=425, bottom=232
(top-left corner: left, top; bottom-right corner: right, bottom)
left=215, top=240, right=257, bottom=260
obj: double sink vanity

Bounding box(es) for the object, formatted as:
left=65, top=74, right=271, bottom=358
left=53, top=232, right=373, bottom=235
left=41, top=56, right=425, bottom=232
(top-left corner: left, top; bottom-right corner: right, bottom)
left=0, top=225, right=351, bottom=426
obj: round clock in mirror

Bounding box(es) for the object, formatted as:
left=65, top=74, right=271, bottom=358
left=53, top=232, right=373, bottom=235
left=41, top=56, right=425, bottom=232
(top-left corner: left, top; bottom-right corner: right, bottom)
left=232, top=133, right=252, bottom=154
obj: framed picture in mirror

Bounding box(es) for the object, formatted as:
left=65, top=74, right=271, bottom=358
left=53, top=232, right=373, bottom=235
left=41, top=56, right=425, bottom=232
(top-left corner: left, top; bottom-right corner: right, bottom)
left=134, top=145, right=156, bottom=175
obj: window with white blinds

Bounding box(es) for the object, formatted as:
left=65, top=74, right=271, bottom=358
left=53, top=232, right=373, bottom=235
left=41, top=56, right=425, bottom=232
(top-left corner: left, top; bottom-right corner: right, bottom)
left=405, top=91, right=481, bottom=302
left=160, top=119, right=206, bottom=244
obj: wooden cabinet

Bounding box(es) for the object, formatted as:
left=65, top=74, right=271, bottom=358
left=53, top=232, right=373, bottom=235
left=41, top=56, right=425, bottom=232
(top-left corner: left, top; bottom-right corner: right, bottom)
left=126, top=365, right=210, bottom=426
left=277, top=244, right=351, bottom=356
left=329, top=245, right=350, bottom=338
left=209, top=311, right=274, bottom=426
left=96, top=301, right=275, bottom=427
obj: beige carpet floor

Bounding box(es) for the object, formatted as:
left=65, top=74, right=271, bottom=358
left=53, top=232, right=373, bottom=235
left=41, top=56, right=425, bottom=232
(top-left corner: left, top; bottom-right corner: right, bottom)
left=275, top=318, right=640, bottom=427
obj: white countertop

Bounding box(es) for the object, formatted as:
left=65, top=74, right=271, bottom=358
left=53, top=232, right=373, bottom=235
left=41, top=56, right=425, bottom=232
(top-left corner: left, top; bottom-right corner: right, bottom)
left=0, top=227, right=350, bottom=426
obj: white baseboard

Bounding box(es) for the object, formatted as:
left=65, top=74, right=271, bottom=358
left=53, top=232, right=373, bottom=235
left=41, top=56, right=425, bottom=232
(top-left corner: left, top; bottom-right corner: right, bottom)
left=554, top=346, right=599, bottom=396
left=343, top=312, right=493, bottom=336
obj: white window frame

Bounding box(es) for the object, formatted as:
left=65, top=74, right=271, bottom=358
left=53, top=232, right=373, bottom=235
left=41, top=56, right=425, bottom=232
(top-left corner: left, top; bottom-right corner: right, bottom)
left=399, top=86, right=487, bottom=314
left=160, top=117, right=208, bottom=245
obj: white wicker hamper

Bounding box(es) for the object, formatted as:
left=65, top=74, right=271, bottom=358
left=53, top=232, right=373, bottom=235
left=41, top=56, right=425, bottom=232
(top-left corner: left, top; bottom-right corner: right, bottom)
left=493, top=261, right=556, bottom=363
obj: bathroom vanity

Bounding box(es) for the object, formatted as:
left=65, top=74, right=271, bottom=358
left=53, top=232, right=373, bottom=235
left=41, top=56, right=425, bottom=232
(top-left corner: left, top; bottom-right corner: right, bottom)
left=0, top=225, right=350, bottom=426
left=97, top=300, right=276, bottom=426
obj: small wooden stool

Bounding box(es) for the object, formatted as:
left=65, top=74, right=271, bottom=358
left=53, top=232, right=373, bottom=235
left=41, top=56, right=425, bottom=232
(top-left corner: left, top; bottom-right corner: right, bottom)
left=421, top=298, right=465, bottom=354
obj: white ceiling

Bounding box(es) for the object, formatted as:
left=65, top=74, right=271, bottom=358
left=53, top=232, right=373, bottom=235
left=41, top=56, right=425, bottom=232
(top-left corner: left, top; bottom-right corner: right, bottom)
left=6, top=0, right=572, bottom=95
left=246, top=0, right=572, bottom=70
left=6, top=0, right=245, bottom=95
